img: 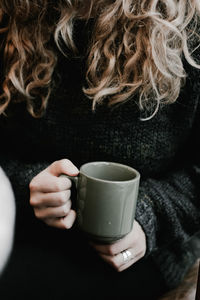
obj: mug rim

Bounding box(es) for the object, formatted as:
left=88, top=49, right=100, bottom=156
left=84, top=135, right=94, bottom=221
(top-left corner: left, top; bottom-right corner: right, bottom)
left=80, top=161, right=140, bottom=183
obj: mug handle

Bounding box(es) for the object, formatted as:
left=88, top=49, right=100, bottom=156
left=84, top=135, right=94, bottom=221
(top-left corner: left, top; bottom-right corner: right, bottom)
left=59, top=174, right=79, bottom=188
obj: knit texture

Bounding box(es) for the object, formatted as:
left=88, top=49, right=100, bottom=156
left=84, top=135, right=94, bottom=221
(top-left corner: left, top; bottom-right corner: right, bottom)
left=0, top=20, right=200, bottom=289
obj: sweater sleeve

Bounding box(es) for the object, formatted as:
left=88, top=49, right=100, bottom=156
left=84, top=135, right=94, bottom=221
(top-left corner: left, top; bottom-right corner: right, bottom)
left=136, top=165, right=200, bottom=255
left=135, top=97, right=200, bottom=257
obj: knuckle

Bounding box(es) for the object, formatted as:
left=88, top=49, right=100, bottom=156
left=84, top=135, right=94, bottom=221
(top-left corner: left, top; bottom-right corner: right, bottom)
left=55, top=159, right=72, bottom=171
left=61, top=158, right=72, bottom=166
left=51, top=160, right=59, bottom=168
left=54, top=181, right=63, bottom=192
left=60, top=190, right=71, bottom=204
left=29, top=179, right=37, bottom=192
left=107, top=245, right=117, bottom=256
left=49, top=160, right=64, bottom=174
left=66, top=199, right=72, bottom=210
left=63, top=204, right=70, bottom=215
left=58, top=191, right=67, bottom=205
left=29, top=196, right=37, bottom=206
left=66, top=189, right=71, bottom=199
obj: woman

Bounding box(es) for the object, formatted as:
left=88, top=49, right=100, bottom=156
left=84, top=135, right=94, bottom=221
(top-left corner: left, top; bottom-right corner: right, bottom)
left=0, top=0, right=199, bottom=299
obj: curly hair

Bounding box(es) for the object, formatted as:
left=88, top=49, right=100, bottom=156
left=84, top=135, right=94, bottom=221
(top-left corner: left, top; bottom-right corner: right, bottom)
left=0, top=0, right=200, bottom=119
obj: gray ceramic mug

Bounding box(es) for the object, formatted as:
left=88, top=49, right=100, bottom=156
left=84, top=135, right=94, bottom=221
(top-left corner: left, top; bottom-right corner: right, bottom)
left=61, top=161, right=140, bottom=243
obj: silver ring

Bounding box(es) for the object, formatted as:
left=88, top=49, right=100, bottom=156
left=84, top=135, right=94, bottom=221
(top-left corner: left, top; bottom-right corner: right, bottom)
left=121, top=250, right=132, bottom=262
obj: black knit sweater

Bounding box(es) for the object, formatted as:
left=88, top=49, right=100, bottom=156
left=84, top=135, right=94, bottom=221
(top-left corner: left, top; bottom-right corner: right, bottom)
left=0, top=20, right=200, bottom=289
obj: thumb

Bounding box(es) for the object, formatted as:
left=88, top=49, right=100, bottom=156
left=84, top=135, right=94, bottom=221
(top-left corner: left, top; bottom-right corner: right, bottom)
left=48, top=159, right=79, bottom=177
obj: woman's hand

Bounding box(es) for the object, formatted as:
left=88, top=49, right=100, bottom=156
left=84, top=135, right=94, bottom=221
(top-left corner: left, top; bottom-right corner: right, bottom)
left=91, top=220, right=146, bottom=272
left=29, top=159, right=79, bottom=229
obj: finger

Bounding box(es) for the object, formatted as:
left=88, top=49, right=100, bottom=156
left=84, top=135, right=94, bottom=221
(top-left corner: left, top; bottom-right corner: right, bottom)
left=48, top=159, right=79, bottom=177
left=61, top=210, right=76, bottom=229
left=94, top=238, right=146, bottom=257
left=30, top=173, right=72, bottom=193
left=34, top=200, right=72, bottom=219
left=98, top=249, right=140, bottom=272
left=118, top=251, right=145, bottom=272
left=45, top=210, right=76, bottom=229
left=30, top=190, right=71, bottom=208
left=98, top=252, right=123, bottom=270
left=118, top=255, right=140, bottom=272
left=45, top=217, right=68, bottom=229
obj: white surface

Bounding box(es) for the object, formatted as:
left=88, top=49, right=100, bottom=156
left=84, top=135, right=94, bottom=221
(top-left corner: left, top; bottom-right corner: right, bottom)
left=0, top=167, right=15, bottom=274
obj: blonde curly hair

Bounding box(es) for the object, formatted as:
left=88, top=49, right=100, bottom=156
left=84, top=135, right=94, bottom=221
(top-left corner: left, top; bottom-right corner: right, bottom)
left=0, top=0, right=200, bottom=119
